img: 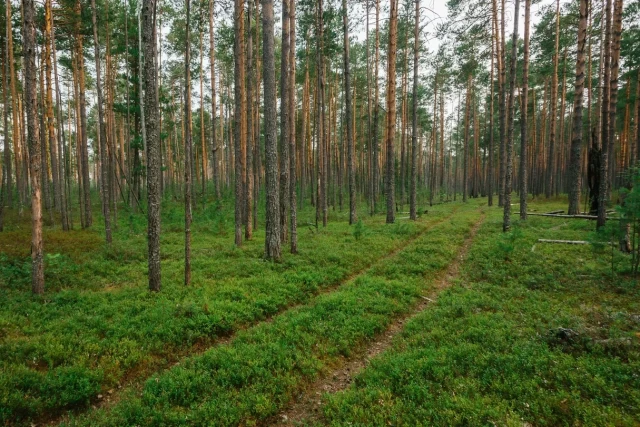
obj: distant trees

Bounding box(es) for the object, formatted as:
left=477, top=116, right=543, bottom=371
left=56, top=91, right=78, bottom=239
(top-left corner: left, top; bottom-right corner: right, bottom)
left=2, top=0, right=639, bottom=291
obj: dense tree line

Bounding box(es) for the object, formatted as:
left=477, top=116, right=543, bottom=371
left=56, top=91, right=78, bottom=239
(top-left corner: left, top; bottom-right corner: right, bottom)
left=0, top=0, right=638, bottom=292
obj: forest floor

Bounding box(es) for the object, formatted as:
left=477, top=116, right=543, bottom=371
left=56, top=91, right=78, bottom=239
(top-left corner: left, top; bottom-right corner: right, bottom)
left=0, top=196, right=638, bottom=426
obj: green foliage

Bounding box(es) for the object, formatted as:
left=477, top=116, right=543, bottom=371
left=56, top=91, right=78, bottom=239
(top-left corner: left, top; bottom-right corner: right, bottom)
left=353, top=219, right=366, bottom=241
left=321, top=206, right=640, bottom=427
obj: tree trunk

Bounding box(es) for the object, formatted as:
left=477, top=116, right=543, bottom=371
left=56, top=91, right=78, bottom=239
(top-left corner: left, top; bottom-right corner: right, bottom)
left=520, top=0, right=530, bottom=220
left=385, top=0, right=398, bottom=224
left=280, top=0, right=290, bottom=240
left=209, top=0, right=219, bottom=199
left=342, top=0, right=356, bottom=225
left=262, top=0, right=281, bottom=260
left=597, top=0, right=612, bottom=229
left=546, top=0, right=560, bottom=199
left=246, top=0, right=254, bottom=241
left=76, top=0, right=92, bottom=228
left=289, top=0, right=298, bottom=253
left=92, top=0, right=112, bottom=244
left=568, top=0, right=589, bottom=215
left=409, top=0, right=419, bottom=221
left=234, top=0, right=246, bottom=247
left=142, top=0, right=161, bottom=291
left=184, top=0, right=193, bottom=284
left=23, top=0, right=44, bottom=293
left=503, top=0, right=520, bottom=232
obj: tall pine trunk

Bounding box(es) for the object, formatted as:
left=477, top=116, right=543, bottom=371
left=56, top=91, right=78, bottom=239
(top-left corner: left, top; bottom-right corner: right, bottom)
left=385, top=0, right=398, bottom=224
left=262, top=0, right=281, bottom=260
left=520, top=0, right=530, bottom=219
left=23, top=0, right=44, bottom=293
left=503, top=0, right=520, bottom=232
left=409, top=0, right=419, bottom=221
left=142, top=0, right=161, bottom=291
left=342, top=0, right=356, bottom=225
left=568, top=0, right=589, bottom=215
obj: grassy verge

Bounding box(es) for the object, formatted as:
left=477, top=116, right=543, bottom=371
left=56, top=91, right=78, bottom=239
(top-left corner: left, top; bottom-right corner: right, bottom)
left=65, top=203, right=484, bottom=426
left=320, top=202, right=640, bottom=426
left=0, top=201, right=447, bottom=424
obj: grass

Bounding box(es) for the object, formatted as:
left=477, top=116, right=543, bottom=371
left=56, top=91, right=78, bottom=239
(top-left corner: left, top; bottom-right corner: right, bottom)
left=2, top=194, right=638, bottom=426
left=319, top=200, right=640, bottom=426
left=0, top=195, right=444, bottom=424
left=61, top=202, right=484, bottom=426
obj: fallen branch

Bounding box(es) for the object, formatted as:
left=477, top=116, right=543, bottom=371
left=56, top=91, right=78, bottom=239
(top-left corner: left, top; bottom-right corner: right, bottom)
left=524, top=213, right=619, bottom=220
left=545, top=210, right=565, bottom=215
left=538, top=239, right=590, bottom=245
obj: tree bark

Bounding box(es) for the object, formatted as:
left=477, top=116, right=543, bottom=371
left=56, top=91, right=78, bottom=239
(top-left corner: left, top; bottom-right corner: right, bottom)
left=597, top=0, right=612, bottom=229
left=280, top=0, right=290, bottom=240
left=142, top=0, right=161, bottom=291
left=342, top=0, right=356, bottom=225
left=184, top=0, right=193, bottom=284
left=568, top=0, right=589, bottom=215
left=262, top=0, right=281, bottom=260
left=385, top=0, right=398, bottom=224
left=503, top=0, right=520, bottom=232
left=409, top=0, right=419, bottom=221
left=23, top=0, right=44, bottom=293
left=289, top=0, right=298, bottom=253
left=92, top=0, right=112, bottom=244
left=546, top=0, right=561, bottom=199
left=234, top=0, right=246, bottom=246
left=520, top=0, right=530, bottom=220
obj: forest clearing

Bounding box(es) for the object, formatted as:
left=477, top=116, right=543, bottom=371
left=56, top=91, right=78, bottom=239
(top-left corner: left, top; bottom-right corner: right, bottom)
left=1, top=0, right=640, bottom=424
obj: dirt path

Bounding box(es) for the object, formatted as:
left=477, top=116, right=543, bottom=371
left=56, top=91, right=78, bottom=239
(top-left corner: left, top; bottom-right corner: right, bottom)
left=273, top=214, right=486, bottom=426
left=47, top=211, right=458, bottom=426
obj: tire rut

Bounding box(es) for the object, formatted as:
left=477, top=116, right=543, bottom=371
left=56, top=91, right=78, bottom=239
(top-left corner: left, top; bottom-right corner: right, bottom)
left=273, top=213, right=486, bottom=426
left=47, top=211, right=457, bottom=427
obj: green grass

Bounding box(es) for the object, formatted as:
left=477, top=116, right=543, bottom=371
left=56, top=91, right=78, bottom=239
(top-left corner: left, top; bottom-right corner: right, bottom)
left=63, top=202, right=484, bottom=426
left=319, top=200, right=640, bottom=426
left=0, top=196, right=445, bottom=424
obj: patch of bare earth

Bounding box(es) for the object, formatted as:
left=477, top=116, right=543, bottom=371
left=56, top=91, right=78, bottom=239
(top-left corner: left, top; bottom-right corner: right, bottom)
left=272, top=214, right=485, bottom=426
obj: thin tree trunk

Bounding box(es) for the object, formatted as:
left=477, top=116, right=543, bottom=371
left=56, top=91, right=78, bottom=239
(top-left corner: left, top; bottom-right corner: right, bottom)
left=246, top=0, right=254, bottom=241
left=262, top=0, right=281, bottom=260
left=598, top=0, right=612, bottom=228
left=23, top=0, right=44, bottom=293
left=342, top=0, right=356, bottom=225
left=234, top=0, right=246, bottom=246
left=385, top=0, right=398, bottom=224
left=280, top=0, right=290, bottom=240
left=520, top=0, right=530, bottom=220
left=142, top=0, right=161, bottom=291
left=289, top=0, right=298, bottom=253
left=503, top=0, right=520, bottom=232
left=546, top=0, right=561, bottom=199
left=184, top=0, right=193, bottom=283
left=568, top=0, right=589, bottom=215
left=92, top=0, right=112, bottom=244
left=209, top=0, right=219, bottom=199
left=410, top=0, right=419, bottom=221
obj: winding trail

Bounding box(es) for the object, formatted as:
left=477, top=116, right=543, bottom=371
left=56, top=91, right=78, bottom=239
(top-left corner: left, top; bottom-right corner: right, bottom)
left=49, top=210, right=458, bottom=426
left=273, top=213, right=486, bottom=426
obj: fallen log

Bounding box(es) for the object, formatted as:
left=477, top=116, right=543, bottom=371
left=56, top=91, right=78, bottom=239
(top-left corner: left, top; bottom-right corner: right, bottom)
left=537, top=239, right=590, bottom=245
left=524, top=213, right=619, bottom=220
left=545, top=210, right=565, bottom=214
